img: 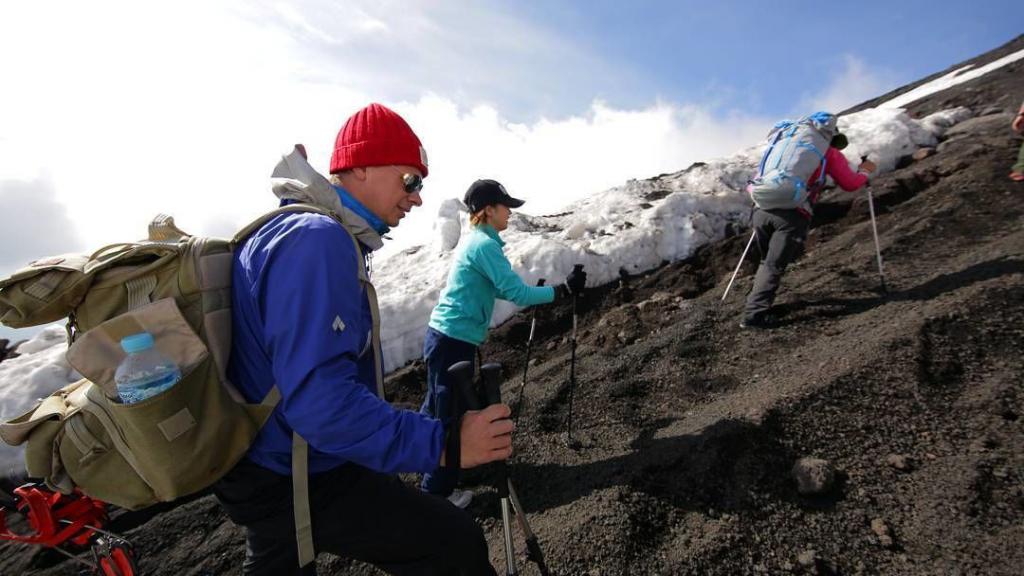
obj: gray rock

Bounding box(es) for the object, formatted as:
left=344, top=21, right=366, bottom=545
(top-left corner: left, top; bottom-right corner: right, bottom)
left=943, top=113, right=1013, bottom=140
left=912, top=147, right=936, bottom=161
left=792, top=457, right=836, bottom=495
left=616, top=329, right=638, bottom=345
left=797, top=549, right=817, bottom=568
left=871, top=518, right=895, bottom=548
left=885, top=453, right=912, bottom=471
left=979, top=106, right=1003, bottom=116
left=0, top=338, right=20, bottom=364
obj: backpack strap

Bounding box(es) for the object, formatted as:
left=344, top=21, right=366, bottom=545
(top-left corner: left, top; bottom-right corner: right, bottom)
left=757, top=126, right=788, bottom=178
left=234, top=202, right=382, bottom=568
left=293, top=433, right=314, bottom=566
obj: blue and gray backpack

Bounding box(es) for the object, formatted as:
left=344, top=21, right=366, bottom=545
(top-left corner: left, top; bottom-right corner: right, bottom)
left=748, top=112, right=839, bottom=211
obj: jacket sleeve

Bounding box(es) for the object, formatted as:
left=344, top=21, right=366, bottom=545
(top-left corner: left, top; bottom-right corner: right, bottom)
left=825, top=147, right=869, bottom=192
left=471, top=239, right=555, bottom=307
left=258, top=214, right=444, bottom=474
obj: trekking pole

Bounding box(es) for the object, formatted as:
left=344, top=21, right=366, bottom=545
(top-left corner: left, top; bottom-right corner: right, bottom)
left=861, top=155, right=888, bottom=293
left=449, top=362, right=552, bottom=576
left=721, top=230, right=756, bottom=301
left=449, top=361, right=517, bottom=575
left=513, top=279, right=545, bottom=430
left=480, top=364, right=551, bottom=576
left=565, top=265, right=583, bottom=449
left=507, top=481, right=552, bottom=576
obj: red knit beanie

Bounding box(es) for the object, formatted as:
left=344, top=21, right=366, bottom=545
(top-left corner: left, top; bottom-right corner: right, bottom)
left=329, top=103, right=429, bottom=177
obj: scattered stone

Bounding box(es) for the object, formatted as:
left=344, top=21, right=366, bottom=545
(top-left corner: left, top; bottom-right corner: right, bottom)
left=797, top=549, right=817, bottom=568
left=979, top=106, right=1003, bottom=116
left=792, top=457, right=836, bottom=495
left=885, top=453, right=912, bottom=472
left=871, top=518, right=895, bottom=548
left=545, top=340, right=558, bottom=351
left=912, top=147, right=936, bottom=161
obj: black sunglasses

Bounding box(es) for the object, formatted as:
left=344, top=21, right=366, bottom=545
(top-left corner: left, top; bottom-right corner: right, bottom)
left=401, top=173, right=423, bottom=194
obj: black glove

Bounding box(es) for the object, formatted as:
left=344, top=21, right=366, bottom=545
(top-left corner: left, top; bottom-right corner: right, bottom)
left=566, top=264, right=586, bottom=294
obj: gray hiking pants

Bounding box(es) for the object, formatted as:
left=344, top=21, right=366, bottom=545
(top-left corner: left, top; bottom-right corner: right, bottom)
left=743, top=208, right=809, bottom=322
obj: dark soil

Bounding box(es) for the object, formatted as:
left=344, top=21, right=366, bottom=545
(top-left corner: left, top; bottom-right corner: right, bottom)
left=3, top=35, right=1022, bottom=576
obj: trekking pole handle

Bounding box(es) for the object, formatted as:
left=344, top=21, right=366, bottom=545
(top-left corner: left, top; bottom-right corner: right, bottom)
left=480, top=363, right=512, bottom=501
left=448, top=361, right=483, bottom=411
left=536, top=278, right=546, bottom=287
left=480, top=363, right=504, bottom=406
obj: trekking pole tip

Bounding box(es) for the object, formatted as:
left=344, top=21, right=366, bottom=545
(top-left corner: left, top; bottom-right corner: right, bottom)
left=562, top=433, right=583, bottom=451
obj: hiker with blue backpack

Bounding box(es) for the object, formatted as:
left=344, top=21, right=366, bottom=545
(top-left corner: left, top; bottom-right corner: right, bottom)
left=420, top=178, right=586, bottom=508
left=214, top=104, right=513, bottom=575
left=740, top=112, right=876, bottom=329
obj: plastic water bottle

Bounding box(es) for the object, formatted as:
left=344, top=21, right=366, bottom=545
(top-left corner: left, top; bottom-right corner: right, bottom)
left=114, top=332, right=181, bottom=404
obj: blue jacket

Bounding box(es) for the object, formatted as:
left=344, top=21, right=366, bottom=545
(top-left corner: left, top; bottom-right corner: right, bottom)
left=428, top=224, right=555, bottom=346
left=230, top=152, right=444, bottom=477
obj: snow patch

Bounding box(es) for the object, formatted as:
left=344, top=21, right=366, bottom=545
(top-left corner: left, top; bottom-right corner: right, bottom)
left=0, top=326, right=80, bottom=472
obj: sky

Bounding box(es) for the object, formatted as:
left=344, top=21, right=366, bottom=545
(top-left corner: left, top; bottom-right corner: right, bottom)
left=0, top=0, right=1020, bottom=341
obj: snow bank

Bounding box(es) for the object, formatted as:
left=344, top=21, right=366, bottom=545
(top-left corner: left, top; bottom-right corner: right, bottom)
left=838, top=107, right=973, bottom=172
left=374, top=106, right=973, bottom=372
left=0, top=326, right=80, bottom=471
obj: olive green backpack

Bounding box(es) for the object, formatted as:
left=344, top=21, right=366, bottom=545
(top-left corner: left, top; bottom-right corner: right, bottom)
left=0, top=204, right=372, bottom=566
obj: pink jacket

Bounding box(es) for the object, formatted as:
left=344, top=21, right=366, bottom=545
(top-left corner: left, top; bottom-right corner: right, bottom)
left=799, top=146, right=869, bottom=218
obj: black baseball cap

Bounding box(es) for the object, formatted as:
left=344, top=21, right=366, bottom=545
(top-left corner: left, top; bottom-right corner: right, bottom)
left=463, top=179, right=525, bottom=213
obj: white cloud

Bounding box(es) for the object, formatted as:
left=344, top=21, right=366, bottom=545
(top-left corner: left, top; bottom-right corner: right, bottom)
left=0, top=0, right=773, bottom=267
left=798, top=54, right=899, bottom=115
left=0, top=177, right=84, bottom=276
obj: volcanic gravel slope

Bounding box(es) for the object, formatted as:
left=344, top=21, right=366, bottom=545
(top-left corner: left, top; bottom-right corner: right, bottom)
left=2, top=34, right=1022, bottom=576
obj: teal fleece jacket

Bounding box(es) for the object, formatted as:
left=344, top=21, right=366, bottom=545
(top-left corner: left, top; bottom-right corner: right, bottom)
left=428, top=225, right=555, bottom=345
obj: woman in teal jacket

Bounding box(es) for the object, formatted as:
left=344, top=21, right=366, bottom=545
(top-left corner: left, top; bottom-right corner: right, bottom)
left=420, top=179, right=584, bottom=507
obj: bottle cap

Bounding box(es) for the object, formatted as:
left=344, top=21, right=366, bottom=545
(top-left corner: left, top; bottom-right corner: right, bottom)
left=120, top=332, right=155, bottom=354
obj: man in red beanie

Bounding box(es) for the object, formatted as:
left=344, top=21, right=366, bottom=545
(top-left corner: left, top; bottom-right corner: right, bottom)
left=215, top=103, right=509, bottom=575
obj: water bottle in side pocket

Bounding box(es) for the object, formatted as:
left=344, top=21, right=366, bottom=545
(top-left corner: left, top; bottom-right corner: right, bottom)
left=115, top=332, right=181, bottom=404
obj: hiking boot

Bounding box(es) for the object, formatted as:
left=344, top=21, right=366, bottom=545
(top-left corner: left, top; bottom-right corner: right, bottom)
left=447, top=489, right=474, bottom=509
left=739, top=314, right=774, bottom=329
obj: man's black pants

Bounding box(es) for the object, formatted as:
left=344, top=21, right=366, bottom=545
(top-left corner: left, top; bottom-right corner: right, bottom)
left=743, top=208, right=809, bottom=322
left=214, top=459, right=496, bottom=576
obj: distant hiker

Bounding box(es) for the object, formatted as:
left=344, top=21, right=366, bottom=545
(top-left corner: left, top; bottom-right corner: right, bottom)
left=1010, top=99, right=1024, bottom=182
left=420, top=179, right=586, bottom=506
left=214, top=103, right=511, bottom=575
left=741, top=112, right=876, bottom=329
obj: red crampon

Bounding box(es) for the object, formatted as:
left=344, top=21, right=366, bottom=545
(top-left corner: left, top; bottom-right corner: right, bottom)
left=0, top=483, right=138, bottom=576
